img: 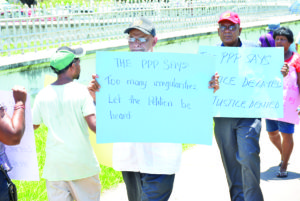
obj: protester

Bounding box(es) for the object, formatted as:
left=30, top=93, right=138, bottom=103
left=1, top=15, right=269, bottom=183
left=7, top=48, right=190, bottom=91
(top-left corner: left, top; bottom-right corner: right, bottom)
left=88, top=17, right=219, bottom=201
left=32, top=46, right=101, bottom=201
left=258, top=22, right=280, bottom=47
left=214, top=11, right=288, bottom=201
left=266, top=27, right=300, bottom=178
left=0, top=86, right=27, bottom=201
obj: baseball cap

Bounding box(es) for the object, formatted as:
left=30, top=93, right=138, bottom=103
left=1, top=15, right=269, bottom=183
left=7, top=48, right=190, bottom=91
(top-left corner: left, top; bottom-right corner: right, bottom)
left=218, top=11, right=240, bottom=24
left=50, top=46, right=86, bottom=71
left=266, top=22, right=280, bottom=31
left=124, top=17, right=156, bottom=37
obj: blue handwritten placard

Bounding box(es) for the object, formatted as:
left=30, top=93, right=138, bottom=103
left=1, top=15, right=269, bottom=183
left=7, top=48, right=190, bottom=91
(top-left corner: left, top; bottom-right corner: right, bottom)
left=96, top=52, right=215, bottom=144
left=198, top=46, right=284, bottom=118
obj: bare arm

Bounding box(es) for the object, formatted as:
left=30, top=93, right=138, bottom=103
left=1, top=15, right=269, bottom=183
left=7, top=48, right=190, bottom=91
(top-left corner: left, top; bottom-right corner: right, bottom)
left=85, top=114, right=96, bottom=133
left=0, top=86, right=27, bottom=145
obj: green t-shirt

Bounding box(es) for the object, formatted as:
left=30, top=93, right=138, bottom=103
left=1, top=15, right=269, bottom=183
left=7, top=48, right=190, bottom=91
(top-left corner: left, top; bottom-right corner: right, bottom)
left=32, top=82, right=100, bottom=181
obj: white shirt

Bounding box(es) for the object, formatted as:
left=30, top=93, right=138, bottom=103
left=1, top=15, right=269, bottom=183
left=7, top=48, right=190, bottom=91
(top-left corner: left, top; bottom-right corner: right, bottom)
left=112, top=143, right=182, bottom=174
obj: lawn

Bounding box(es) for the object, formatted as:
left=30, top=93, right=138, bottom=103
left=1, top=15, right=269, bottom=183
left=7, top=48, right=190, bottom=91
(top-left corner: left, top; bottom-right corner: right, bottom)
left=13, top=124, right=194, bottom=200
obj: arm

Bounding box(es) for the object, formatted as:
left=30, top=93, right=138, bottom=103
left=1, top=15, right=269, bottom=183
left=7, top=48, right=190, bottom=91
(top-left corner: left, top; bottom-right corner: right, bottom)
left=0, top=86, right=27, bottom=145
left=87, top=74, right=101, bottom=104
left=208, top=72, right=220, bottom=93
left=85, top=114, right=96, bottom=133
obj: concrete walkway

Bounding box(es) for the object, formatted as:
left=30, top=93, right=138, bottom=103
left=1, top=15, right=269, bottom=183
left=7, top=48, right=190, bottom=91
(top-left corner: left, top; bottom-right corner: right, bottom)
left=101, top=121, right=300, bottom=201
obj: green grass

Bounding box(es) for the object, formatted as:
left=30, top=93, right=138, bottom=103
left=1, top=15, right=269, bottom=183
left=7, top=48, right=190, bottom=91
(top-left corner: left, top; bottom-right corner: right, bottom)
left=12, top=124, right=193, bottom=200
left=182, top=144, right=195, bottom=151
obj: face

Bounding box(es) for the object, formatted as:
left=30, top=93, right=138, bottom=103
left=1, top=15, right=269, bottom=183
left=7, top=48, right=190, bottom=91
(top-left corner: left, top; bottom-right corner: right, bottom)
left=72, top=58, right=81, bottom=80
left=275, top=35, right=291, bottom=53
left=128, top=29, right=157, bottom=52
left=218, top=21, right=242, bottom=47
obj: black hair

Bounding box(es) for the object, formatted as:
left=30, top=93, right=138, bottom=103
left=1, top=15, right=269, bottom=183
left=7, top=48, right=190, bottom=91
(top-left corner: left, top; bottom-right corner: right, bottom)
left=50, top=58, right=79, bottom=75
left=273, top=27, right=294, bottom=43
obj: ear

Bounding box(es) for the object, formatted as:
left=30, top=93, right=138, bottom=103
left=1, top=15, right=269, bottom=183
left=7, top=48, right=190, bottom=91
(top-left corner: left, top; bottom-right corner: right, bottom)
left=68, top=63, right=76, bottom=73
left=152, top=37, right=158, bottom=47
left=238, top=27, right=242, bottom=36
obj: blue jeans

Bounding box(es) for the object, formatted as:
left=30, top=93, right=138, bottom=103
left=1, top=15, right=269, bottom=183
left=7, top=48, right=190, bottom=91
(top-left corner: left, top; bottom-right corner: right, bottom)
left=122, top=171, right=175, bottom=201
left=214, top=117, right=263, bottom=201
left=0, top=169, right=9, bottom=201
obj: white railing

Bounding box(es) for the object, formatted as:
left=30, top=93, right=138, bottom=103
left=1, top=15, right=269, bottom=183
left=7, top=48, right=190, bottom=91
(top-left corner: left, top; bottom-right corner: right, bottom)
left=0, top=0, right=297, bottom=56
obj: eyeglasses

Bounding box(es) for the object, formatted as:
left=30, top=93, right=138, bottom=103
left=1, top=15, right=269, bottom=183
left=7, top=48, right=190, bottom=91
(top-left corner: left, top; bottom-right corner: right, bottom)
left=275, top=38, right=288, bottom=42
left=219, top=25, right=237, bottom=32
left=128, top=37, right=148, bottom=43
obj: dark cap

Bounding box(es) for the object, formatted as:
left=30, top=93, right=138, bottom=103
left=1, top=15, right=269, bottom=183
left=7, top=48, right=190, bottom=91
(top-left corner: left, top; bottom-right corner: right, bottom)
left=124, top=17, right=156, bottom=37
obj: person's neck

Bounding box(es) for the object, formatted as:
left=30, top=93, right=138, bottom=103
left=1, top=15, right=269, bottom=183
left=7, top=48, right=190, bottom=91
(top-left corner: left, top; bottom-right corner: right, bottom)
left=224, top=39, right=241, bottom=47
left=52, top=74, right=73, bottom=85
left=284, top=50, right=293, bottom=61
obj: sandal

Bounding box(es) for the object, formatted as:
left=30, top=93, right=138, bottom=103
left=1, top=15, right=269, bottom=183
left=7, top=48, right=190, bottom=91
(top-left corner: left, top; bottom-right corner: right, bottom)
left=276, top=170, right=288, bottom=178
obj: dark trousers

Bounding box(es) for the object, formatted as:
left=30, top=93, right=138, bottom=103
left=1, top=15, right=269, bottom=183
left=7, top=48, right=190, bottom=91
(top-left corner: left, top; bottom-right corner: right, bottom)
left=214, top=117, right=263, bottom=201
left=0, top=169, right=9, bottom=201
left=122, top=171, right=175, bottom=201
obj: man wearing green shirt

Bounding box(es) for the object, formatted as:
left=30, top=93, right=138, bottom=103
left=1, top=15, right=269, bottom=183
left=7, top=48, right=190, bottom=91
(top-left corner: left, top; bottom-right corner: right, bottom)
left=32, top=46, right=100, bottom=201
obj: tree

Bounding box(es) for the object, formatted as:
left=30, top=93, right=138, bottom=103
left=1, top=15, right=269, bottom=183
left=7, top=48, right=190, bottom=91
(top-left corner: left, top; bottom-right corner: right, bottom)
left=20, top=0, right=37, bottom=7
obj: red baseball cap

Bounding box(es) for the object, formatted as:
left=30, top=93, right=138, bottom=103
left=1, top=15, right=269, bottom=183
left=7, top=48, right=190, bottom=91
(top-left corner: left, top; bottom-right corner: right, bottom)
left=218, top=11, right=240, bottom=24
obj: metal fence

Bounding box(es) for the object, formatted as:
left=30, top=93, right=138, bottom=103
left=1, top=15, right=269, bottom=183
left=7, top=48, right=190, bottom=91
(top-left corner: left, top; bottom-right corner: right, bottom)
left=0, top=0, right=298, bottom=56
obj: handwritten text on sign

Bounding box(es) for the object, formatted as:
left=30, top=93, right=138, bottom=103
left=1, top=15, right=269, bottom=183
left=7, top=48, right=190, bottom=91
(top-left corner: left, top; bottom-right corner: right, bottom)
left=96, top=52, right=215, bottom=144
left=199, top=46, right=284, bottom=118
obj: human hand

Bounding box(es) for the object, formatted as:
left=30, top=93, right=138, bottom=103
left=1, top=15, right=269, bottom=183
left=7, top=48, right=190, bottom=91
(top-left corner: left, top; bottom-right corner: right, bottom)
left=208, top=72, right=219, bottom=93
left=87, top=74, right=101, bottom=103
left=12, top=86, right=27, bottom=105
left=281, top=63, right=289, bottom=77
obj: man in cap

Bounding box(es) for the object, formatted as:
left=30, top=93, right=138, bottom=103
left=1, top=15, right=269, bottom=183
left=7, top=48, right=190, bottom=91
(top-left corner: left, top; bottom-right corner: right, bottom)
left=0, top=86, right=27, bottom=200
left=32, top=46, right=101, bottom=201
left=113, top=17, right=180, bottom=201
left=215, top=11, right=289, bottom=201
left=258, top=22, right=280, bottom=47
left=88, top=17, right=219, bottom=201
left=215, top=11, right=264, bottom=201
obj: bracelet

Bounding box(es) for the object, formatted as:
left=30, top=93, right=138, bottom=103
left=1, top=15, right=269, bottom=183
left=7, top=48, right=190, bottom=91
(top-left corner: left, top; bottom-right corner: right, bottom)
left=14, top=105, right=25, bottom=110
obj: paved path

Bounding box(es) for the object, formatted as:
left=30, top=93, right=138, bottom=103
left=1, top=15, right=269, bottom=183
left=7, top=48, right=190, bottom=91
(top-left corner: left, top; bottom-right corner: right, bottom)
left=101, top=121, right=300, bottom=201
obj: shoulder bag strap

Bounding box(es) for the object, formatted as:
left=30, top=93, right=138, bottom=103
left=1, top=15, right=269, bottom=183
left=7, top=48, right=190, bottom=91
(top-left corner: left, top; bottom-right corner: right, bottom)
left=264, top=34, right=271, bottom=47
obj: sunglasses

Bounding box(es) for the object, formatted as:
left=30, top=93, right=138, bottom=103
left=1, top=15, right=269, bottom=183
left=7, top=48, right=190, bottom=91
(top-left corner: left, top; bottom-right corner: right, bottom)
left=128, top=37, right=148, bottom=43
left=219, top=25, right=238, bottom=32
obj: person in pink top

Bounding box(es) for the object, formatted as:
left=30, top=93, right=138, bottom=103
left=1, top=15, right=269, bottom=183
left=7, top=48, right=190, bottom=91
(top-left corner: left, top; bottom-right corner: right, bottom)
left=266, top=26, right=300, bottom=178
